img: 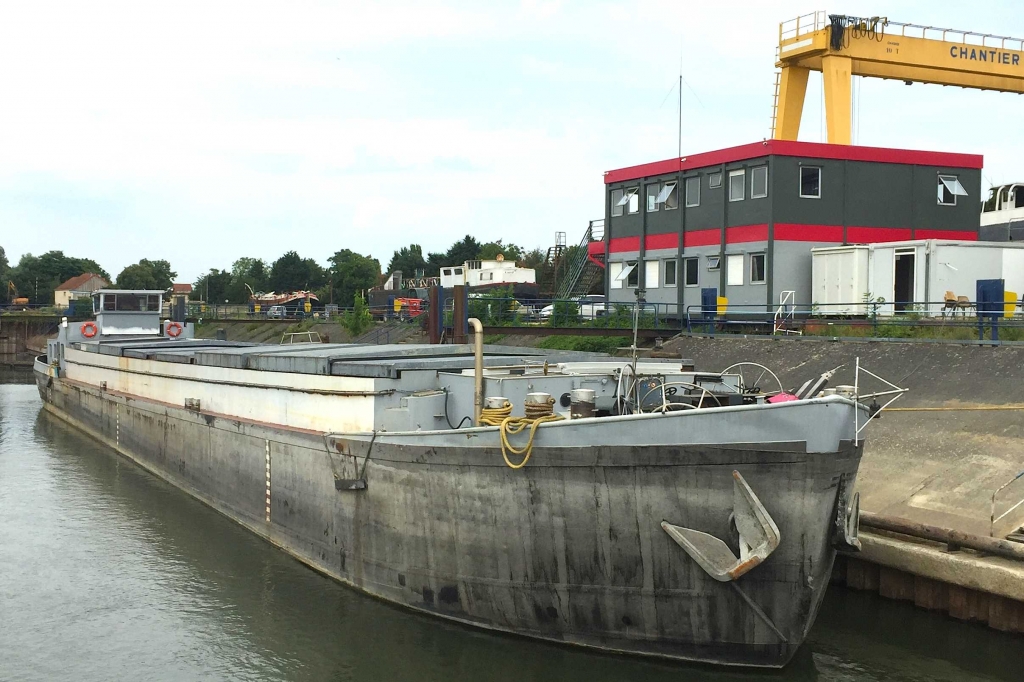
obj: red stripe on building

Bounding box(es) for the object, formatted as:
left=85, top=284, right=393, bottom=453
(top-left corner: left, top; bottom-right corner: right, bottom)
left=774, top=223, right=844, bottom=242
left=847, top=227, right=913, bottom=243
left=608, top=236, right=641, bottom=253
left=914, top=230, right=979, bottom=241
left=725, top=224, right=768, bottom=244
left=587, top=240, right=605, bottom=257
left=644, top=233, right=680, bottom=251
left=683, top=229, right=720, bottom=247
left=604, top=140, right=983, bottom=184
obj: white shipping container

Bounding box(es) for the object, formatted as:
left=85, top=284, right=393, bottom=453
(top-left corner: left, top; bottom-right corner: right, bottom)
left=811, top=246, right=870, bottom=315
left=812, top=240, right=1024, bottom=316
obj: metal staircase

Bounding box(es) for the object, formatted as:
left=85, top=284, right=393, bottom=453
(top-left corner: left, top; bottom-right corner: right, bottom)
left=556, top=220, right=605, bottom=300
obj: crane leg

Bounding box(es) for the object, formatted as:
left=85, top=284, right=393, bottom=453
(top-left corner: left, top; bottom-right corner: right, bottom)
left=775, top=66, right=809, bottom=140
left=822, top=55, right=852, bottom=145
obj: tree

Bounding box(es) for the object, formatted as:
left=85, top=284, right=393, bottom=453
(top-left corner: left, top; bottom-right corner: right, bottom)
left=522, top=247, right=555, bottom=295
left=115, top=259, right=176, bottom=291
left=0, top=246, right=9, bottom=302
left=269, top=251, right=325, bottom=293
left=444, top=235, right=482, bottom=267
left=479, top=240, right=524, bottom=263
left=8, top=251, right=110, bottom=305
left=386, top=244, right=428, bottom=278
left=193, top=269, right=233, bottom=302
left=226, top=257, right=270, bottom=303
left=341, top=293, right=373, bottom=337
left=425, top=251, right=448, bottom=276
left=327, top=249, right=381, bottom=307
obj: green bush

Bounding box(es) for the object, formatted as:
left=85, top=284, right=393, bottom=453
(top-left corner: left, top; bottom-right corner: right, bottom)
left=342, top=294, right=373, bottom=337
left=537, top=335, right=628, bottom=354
left=547, top=300, right=579, bottom=327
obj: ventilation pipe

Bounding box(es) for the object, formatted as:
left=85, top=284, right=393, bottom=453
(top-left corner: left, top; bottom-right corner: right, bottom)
left=469, top=317, right=483, bottom=425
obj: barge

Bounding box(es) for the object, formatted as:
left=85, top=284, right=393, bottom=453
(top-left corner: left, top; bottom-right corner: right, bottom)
left=35, top=289, right=873, bottom=668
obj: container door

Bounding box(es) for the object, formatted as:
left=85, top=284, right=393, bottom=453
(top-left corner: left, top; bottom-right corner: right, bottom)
left=894, top=249, right=916, bottom=312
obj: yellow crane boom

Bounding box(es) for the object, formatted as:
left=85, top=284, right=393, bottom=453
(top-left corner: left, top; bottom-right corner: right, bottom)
left=774, top=12, right=1024, bottom=144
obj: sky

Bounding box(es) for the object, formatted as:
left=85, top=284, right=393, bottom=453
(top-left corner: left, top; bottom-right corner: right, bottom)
left=2, top=0, right=1024, bottom=282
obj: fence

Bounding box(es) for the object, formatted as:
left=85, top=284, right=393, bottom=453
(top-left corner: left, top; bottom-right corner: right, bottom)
left=436, top=295, right=1024, bottom=341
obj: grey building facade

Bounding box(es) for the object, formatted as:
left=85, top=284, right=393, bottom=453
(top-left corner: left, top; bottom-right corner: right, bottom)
left=595, top=140, right=983, bottom=315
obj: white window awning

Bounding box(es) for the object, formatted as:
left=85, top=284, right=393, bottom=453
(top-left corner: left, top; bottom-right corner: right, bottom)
left=616, top=188, right=637, bottom=206
left=614, top=263, right=635, bottom=282
left=941, top=176, right=968, bottom=197
left=655, top=183, right=675, bottom=204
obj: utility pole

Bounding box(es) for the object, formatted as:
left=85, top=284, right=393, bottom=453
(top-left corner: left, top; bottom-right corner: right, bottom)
left=678, top=73, right=682, bottom=159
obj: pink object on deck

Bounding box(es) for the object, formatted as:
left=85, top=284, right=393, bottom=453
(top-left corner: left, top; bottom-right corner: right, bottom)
left=767, top=393, right=799, bottom=403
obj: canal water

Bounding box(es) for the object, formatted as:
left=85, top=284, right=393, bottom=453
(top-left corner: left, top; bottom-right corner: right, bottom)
left=0, top=380, right=1019, bottom=682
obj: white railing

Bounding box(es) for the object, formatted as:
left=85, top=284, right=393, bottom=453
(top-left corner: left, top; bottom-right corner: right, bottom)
left=779, top=11, right=827, bottom=43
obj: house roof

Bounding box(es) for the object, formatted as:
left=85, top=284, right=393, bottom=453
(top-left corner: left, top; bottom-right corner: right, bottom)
left=604, top=140, right=985, bottom=184
left=171, top=283, right=193, bottom=294
left=55, top=273, right=108, bottom=291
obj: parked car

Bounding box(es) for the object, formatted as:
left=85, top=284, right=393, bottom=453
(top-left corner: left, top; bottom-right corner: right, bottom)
left=539, top=295, right=608, bottom=321
left=267, top=305, right=286, bottom=319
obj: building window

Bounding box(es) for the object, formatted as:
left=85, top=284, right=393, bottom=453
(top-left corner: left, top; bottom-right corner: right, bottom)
left=645, top=260, right=659, bottom=289
left=661, top=182, right=678, bottom=210
left=751, top=166, right=768, bottom=199
left=707, top=256, right=720, bottom=271
left=683, top=257, right=698, bottom=286
left=611, top=187, right=638, bottom=216
left=750, top=253, right=766, bottom=284
left=609, top=261, right=623, bottom=289
left=938, top=174, right=968, bottom=206
left=685, top=176, right=700, bottom=207
left=728, top=170, right=745, bottom=202
left=800, top=166, right=821, bottom=198
left=626, top=260, right=639, bottom=287
left=664, top=259, right=677, bottom=287
left=709, top=172, right=722, bottom=188
left=648, top=181, right=678, bottom=211
left=726, top=254, right=744, bottom=286
left=611, top=189, right=624, bottom=217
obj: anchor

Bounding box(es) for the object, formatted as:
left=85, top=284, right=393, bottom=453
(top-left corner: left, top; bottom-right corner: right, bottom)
left=832, top=476, right=861, bottom=552
left=661, top=470, right=780, bottom=582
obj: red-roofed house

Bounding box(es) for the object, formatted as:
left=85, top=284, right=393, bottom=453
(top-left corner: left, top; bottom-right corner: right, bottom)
left=54, top=273, right=109, bottom=308
left=170, top=283, right=193, bottom=307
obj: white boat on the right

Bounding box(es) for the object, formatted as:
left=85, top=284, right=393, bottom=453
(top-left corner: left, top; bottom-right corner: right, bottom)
left=981, top=183, right=1024, bottom=242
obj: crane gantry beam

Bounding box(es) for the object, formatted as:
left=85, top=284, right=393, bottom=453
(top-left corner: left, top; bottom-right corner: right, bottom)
left=774, top=12, right=1024, bottom=144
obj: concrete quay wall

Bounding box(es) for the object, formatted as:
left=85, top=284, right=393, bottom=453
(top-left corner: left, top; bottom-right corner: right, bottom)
left=664, top=334, right=1024, bottom=633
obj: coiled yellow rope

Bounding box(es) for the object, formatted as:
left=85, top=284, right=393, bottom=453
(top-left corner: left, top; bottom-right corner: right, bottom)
left=479, top=399, right=564, bottom=469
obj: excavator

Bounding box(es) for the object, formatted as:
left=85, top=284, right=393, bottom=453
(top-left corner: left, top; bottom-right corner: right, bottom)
left=6, top=281, right=29, bottom=309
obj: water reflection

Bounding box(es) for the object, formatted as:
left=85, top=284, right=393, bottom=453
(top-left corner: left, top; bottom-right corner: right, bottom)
left=0, top=381, right=1018, bottom=682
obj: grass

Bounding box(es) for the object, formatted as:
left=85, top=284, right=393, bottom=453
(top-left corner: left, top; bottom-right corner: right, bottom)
left=802, top=319, right=1024, bottom=342
left=537, top=335, right=629, bottom=354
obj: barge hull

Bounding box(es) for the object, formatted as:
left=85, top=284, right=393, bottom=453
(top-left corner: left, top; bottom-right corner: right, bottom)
left=36, top=366, right=860, bottom=668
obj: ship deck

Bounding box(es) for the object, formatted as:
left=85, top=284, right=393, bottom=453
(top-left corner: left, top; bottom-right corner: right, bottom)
left=69, top=338, right=604, bottom=379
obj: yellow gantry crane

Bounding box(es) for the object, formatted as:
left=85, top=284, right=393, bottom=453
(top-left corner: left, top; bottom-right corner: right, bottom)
left=772, top=11, right=1024, bottom=144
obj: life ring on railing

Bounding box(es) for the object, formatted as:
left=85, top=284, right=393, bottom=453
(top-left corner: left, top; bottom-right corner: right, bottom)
left=166, top=321, right=183, bottom=338
left=80, top=321, right=98, bottom=338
